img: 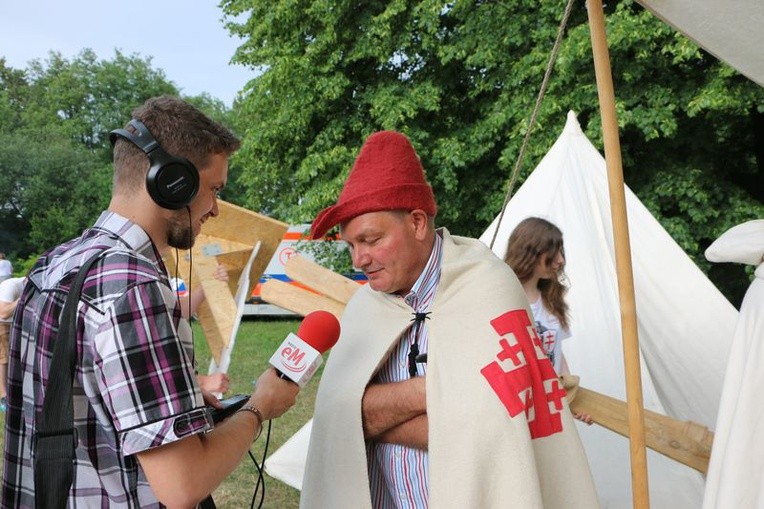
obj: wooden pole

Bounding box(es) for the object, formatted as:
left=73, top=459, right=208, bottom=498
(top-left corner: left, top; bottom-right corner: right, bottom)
left=586, top=1, right=650, bottom=507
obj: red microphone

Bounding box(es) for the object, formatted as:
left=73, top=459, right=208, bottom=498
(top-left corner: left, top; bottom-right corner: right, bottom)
left=269, top=310, right=340, bottom=386
left=296, top=310, right=341, bottom=354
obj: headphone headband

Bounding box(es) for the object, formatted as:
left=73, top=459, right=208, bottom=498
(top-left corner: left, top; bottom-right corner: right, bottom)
left=109, top=119, right=160, bottom=154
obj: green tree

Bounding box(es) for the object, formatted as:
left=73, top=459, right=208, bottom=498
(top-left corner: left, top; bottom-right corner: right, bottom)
left=18, top=49, right=179, bottom=148
left=222, top=0, right=763, bottom=304
left=0, top=131, right=111, bottom=252
left=0, top=50, right=235, bottom=259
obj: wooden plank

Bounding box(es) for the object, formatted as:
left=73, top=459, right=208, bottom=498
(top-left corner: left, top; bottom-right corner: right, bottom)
left=165, top=250, right=237, bottom=366
left=202, top=200, right=287, bottom=246
left=208, top=242, right=262, bottom=375
left=202, top=200, right=288, bottom=298
left=587, top=1, right=649, bottom=504
left=260, top=279, right=346, bottom=320
left=165, top=200, right=289, bottom=366
left=195, top=234, right=252, bottom=258
left=215, top=248, right=253, bottom=295
left=564, top=377, right=714, bottom=474
left=284, top=255, right=362, bottom=305
left=193, top=257, right=237, bottom=365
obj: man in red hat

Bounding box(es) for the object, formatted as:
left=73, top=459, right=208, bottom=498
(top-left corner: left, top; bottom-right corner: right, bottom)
left=301, top=131, right=599, bottom=508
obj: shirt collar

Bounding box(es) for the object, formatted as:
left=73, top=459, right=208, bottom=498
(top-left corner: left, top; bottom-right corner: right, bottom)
left=403, top=229, right=444, bottom=308
left=93, top=210, right=162, bottom=263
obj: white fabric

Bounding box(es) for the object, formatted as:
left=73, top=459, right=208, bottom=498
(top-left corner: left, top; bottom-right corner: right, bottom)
left=300, top=230, right=598, bottom=509
left=704, top=220, right=764, bottom=266
left=702, top=221, right=764, bottom=508
left=635, top=0, right=764, bottom=87
left=264, top=419, right=313, bottom=490
left=0, top=277, right=25, bottom=323
left=479, top=111, right=738, bottom=507
left=529, top=297, right=570, bottom=373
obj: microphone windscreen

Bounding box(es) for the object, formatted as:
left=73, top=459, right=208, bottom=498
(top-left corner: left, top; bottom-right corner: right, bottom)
left=297, top=310, right=341, bottom=354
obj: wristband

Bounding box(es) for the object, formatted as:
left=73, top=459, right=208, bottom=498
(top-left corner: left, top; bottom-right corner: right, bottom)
left=237, top=404, right=264, bottom=441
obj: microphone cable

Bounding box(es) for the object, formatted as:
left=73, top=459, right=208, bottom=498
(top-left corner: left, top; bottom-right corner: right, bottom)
left=248, top=419, right=274, bottom=509
left=171, top=248, right=193, bottom=319
left=184, top=206, right=195, bottom=363
left=185, top=205, right=193, bottom=311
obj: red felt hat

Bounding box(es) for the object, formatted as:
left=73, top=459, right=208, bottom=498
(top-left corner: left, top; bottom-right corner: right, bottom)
left=310, top=131, right=437, bottom=239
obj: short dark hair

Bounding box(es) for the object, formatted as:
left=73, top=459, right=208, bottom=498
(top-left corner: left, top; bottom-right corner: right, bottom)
left=112, top=95, right=241, bottom=192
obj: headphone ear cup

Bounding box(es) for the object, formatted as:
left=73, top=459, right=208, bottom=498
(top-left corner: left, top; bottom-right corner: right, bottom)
left=110, top=118, right=200, bottom=210
left=145, top=156, right=199, bottom=210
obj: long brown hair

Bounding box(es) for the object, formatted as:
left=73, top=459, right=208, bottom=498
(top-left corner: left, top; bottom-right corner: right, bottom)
left=504, top=217, right=569, bottom=330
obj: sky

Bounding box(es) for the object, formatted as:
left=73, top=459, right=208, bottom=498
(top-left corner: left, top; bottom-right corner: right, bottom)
left=0, top=1, right=255, bottom=107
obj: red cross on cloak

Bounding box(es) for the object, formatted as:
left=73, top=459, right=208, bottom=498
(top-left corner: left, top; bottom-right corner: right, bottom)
left=480, top=309, right=565, bottom=438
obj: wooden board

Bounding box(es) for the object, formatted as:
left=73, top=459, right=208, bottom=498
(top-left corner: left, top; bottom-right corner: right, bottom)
left=166, top=199, right=289, bottom=365
left=563, top=376, right=714, bottom=473
left=284, top=255, right=361, bottom=304
left=200, top=201, right=288, bottom=298
left=260, top=279, right=346, bottom=320
left=215, top=248, right=253, bottom=295
left=194, top=256, right=237, bottom=364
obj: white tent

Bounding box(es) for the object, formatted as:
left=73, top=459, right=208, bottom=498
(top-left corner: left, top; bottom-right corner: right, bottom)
left=479, top=111, right=738, bottom=507
left=265, top=419, right=313, bottom=490
left=265, top=111, right=740, bottom=506
left=635, top=0, right=764, bottom=87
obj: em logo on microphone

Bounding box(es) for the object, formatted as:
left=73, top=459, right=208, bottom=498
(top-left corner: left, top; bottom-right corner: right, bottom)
left=269, top=332, right=323, bottom=387
left=280, top=341, right=308, bottom=373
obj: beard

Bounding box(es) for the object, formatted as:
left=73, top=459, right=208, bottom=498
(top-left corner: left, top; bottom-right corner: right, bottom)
left=167, top=212, right=195, bottom=250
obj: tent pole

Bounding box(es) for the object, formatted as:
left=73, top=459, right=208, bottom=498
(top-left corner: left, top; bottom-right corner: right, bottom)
left=585, top=1, right=650, bottom=507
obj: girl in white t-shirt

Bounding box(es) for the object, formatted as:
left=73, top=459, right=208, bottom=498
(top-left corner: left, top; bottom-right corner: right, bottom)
left=505, top=217, right=591, bottom=424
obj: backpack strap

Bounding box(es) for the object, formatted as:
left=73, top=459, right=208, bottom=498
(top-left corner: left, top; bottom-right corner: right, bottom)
left=34, top=252, right=102, bottom=509
left=33, top=252, right=219, bottom=509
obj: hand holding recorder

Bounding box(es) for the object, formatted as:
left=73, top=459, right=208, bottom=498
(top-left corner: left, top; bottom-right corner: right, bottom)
left=212, top=310, right=341, bottom=423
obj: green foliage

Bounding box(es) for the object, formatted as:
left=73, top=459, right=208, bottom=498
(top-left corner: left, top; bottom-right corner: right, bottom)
left=12, top=252, right=42, bottom=277
left=222, top=0, right=763, bottom=303
left=18, top=49, right=179, bottom=148
left=1, top=3, right=762, bottom=302
left=0, top=51, right=238, bottom=260
left=295, top=233, right=356, bottom=274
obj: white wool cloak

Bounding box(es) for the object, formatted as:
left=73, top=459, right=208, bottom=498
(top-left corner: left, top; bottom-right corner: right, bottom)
left=301, top=230, right=599, bottom=508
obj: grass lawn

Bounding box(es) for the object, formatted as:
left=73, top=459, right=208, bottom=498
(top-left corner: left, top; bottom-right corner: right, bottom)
left=1, top=317, right=314, bottom=508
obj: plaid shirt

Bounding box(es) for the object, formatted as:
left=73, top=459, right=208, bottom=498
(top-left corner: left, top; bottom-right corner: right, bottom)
left=366, top=230, right=443, bottom=509
left=1, top=211, right=212, bottom=508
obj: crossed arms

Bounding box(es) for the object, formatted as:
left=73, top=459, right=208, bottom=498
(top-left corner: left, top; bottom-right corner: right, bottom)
left=362, top=376, right=428, bottom=450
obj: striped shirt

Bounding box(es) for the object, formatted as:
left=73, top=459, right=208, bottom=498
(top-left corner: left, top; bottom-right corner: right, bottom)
left=1, top=211, right=211, bottom=508
left=367, top=230, right=444, bottom=509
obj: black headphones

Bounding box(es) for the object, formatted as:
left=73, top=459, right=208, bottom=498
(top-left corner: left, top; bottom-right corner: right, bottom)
left=109, top=119, right=199, bottom=210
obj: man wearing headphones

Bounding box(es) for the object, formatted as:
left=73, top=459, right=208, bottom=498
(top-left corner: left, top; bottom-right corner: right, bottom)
left=2, top=95, right=299, bottom=508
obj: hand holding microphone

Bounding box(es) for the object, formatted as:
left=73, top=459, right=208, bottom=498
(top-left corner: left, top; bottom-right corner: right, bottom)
left=213, top=311, right=341, bottom=424
left=237, top=312, right=340, bottom=507
left=248, top=311, right=340, bottom=421
left=249, top=368, right=300, bottom=421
